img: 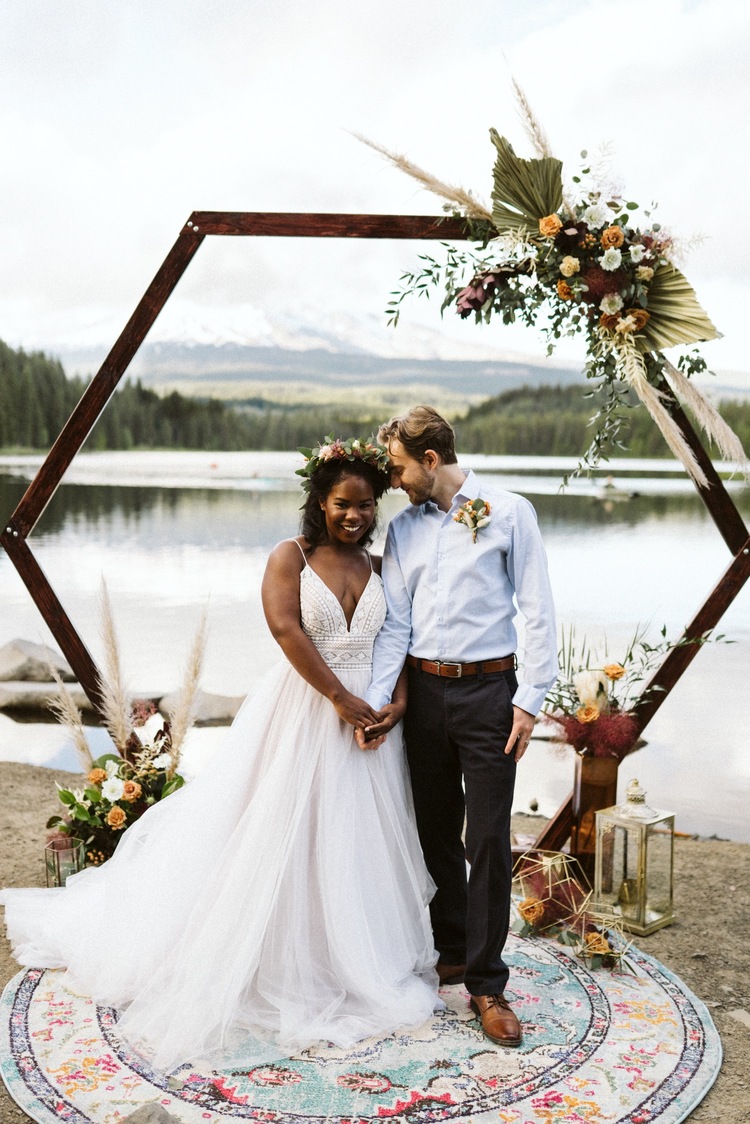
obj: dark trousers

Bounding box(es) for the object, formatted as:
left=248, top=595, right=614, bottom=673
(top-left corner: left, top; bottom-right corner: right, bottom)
left=403, top=664, right=517, bottom=997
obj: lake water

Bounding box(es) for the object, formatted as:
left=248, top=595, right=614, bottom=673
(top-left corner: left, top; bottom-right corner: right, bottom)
left=1, top=451, right=748, bottom=841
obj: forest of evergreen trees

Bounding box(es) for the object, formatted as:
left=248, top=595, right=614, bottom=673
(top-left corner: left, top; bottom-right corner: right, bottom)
left=2, top=338, right=749, bottom=459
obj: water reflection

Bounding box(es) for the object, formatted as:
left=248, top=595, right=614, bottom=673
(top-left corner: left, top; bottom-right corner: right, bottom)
left=1, top=463, right=748, bottom=841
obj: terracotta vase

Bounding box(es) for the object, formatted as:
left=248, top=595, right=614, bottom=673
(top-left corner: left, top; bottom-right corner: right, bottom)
left=571, top=752, right=619, bottom=876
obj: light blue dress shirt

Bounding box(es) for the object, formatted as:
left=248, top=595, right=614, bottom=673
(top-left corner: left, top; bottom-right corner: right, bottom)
left=366, top=470, right=558, bottom=716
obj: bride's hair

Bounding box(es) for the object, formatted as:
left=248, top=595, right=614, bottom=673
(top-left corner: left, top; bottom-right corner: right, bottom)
left=301, top=460, right=389, bottom=550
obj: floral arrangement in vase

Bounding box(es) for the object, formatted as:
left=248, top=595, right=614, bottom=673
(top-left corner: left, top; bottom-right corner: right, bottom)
left=46, top=580, right=207, bottom=864
left=542, top=624, right=709, bottom=761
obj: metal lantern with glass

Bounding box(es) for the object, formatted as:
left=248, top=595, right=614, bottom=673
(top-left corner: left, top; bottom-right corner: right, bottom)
left=593, top=778, right=675, bottom=936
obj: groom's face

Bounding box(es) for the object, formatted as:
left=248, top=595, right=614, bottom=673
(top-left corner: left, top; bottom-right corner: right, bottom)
left=386, top=438, right=436, bottom=506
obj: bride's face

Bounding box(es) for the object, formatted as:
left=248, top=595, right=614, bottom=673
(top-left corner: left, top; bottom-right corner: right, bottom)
left=320, top=473, right=377, bottom=545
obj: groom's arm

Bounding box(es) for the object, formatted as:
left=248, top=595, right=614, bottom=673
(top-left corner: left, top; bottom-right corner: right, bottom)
left=365, top=527, right=412, bottom=710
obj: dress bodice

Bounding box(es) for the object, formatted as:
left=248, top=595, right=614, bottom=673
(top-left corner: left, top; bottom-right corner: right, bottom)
left=300, top=565, right=386, bottom=670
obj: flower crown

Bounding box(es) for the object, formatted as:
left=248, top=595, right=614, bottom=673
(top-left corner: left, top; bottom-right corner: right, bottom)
left=296, top=435, right=391, bottom=491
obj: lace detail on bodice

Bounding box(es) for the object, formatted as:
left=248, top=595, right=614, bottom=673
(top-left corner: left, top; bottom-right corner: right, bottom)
left=300, top=566, right=386, bottom=670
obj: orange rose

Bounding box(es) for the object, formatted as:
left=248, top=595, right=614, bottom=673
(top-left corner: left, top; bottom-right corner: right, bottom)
left=88, top=768, right=107, bottom=785
left=600, top=225, right=625, bottom=249
left=584, top=930, right=612, bottom=955
left=121, top=780, right=142, bottom=803
left=106, top=806, right=127, bottom=830
left=599, top=313, right=621, bottom=331
left=603, top=663, right=626, bottom=681
left=518, top=897, right=547, bottom=925
left=576, top=704, right=600, bottom=724
left=625, top=308, right=650, bottom=330
left=539, top=214, right=563, bottom=238
left=556, top=279, right=574, bottom=301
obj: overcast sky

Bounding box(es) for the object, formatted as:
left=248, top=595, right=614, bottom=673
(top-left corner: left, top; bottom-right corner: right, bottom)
left=2, top=0, right=749, bottom=377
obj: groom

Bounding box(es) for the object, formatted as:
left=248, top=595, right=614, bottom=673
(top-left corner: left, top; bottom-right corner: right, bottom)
left=363, top=405, right=557, bottom=1047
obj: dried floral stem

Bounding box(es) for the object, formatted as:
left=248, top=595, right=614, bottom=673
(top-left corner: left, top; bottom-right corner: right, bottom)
left=616, top=343, right=709, bottom=487
left=45, top=660, right=94, bottom=771
left=662, top=358, right=750, bottom=477
left=97, top=578, right=132, bottom=753
left=352, top=132, right=493, bottom=223
left=168, top=608, right=208, bottom=775
left=511, top=77, right=576, bottom=218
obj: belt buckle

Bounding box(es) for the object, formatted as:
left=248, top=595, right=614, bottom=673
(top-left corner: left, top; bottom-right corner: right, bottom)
left=436, top=660, right=463, bottom=678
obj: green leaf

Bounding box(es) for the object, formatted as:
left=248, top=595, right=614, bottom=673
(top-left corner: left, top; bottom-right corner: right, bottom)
left=46, top=815, right=65, bottom=830
left=72, top=804, right=91, bottom=822
left=84, top=787, right=102, bottom=803
left=57, top=789, right=76, bottom=806
left=489, top=131, right=563, bottom=235
left=92, top=753, right=121, bottom=769
left=638, top=262, right=721, bottom=352
left=161, top=775, right=185, bottom=798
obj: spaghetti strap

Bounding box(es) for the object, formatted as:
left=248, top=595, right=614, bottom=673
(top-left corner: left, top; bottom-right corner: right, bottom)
left=289, top=539, right=308, bottom=566
left=366, top=550, right=373, bottom=572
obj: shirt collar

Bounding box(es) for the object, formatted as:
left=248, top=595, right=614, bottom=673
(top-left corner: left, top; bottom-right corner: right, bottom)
left=453, top=469, right=480, bottom=506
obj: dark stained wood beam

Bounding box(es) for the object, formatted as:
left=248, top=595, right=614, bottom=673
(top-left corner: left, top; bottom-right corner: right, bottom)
left=9, top=229, right=206, bottom=537
left=659, top=378, right=748, bottom=554
left=633, top=536, right=750, bottom=732
left=0, top=524, right=104, bottom=714
left=183, top=212, right=472, bottom=240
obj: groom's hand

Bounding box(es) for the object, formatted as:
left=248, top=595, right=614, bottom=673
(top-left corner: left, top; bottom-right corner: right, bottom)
left=504, top=705, right=535, bottom=762
left=356, top=702, right=405, bottom=751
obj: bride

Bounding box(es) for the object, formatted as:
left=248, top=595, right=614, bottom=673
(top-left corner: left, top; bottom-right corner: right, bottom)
left=1, top=437, right=440, bottom=1071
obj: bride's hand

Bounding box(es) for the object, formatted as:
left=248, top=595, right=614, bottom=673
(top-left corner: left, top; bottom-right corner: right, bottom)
left=331, top=690, right=382, bottom=733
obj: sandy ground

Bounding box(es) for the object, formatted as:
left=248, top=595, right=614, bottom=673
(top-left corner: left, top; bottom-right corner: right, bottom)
left=1, top=761, right=749, bottom=1123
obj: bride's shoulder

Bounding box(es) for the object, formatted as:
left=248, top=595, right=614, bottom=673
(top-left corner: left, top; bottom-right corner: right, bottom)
left=266, top=537, right=309, bottom=574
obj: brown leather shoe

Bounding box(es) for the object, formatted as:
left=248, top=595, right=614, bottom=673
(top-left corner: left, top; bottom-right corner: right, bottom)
left=469, top=994, right=522, bottom=1046
left=437, top=962, right=467, bottom=985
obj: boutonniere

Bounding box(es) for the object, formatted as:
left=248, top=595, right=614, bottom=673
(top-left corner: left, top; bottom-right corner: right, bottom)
left=454, top=498, right=492, bottom=543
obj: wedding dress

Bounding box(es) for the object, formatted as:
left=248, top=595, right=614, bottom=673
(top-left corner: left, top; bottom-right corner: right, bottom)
left=1, top=553, right=439, bottom=1071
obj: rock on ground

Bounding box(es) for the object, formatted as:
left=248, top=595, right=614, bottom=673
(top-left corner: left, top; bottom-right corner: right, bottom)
left=0, top=639, right=74, bottom=683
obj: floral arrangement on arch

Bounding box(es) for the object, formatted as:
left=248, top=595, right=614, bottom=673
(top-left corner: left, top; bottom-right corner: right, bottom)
left=357, top=85, right=748, bottom=484
left=542, top=624, right=711, bottom=761
left=46, top=580, right=207, bottom=864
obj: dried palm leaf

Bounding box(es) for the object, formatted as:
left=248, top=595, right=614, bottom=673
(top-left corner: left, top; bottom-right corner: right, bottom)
left=637, top=262, right=720, bottom=353
left=352, top=133, right=493, bottom=222
left=489, top=131, right=563, bottom=235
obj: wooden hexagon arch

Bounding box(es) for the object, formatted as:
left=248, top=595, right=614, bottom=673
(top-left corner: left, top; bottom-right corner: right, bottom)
left=2, top=210, right=749, bottom=851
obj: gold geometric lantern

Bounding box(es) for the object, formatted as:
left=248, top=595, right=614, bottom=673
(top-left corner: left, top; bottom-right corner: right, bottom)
left=593, top=778, right=675, bottom=936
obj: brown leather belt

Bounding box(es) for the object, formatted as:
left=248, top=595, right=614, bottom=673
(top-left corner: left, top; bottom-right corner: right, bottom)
left=406, top=654, right=516, bottom=678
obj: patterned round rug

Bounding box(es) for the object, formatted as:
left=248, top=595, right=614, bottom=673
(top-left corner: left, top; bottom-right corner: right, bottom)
left=1, top=934, right=720, bottom=1124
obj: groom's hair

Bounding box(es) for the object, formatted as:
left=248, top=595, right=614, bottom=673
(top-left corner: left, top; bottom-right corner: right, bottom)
left=378, top=405, right=457, bottom=465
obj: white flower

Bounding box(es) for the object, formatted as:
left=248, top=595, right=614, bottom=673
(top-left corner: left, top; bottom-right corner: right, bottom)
left=629, top=244, right=646, bottom=263
left=573, top=669, right=609, bottom=706
left=615, top=315, right=638, bottom=335
left=559, top=255, right=581, bottom=278
left=152, top=752, right=172, bottom=770
left=582, top=202, right=612, bottom=229
left=636, top=265, right=654, bottom=282
left=133, top=712, right=167, bottom=747
left=102, top=776, right=125, bottom=801
left=599, top=293, right=624, bottom=315
left=317, top=444, right=333, bottom=459
left=105, top=759, right=120, bottom=777
left=599, top=248, right=622, bottom=271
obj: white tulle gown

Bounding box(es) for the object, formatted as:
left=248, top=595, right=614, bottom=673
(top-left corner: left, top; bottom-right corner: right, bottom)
left=1, top=556, right=439, bottom=1072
